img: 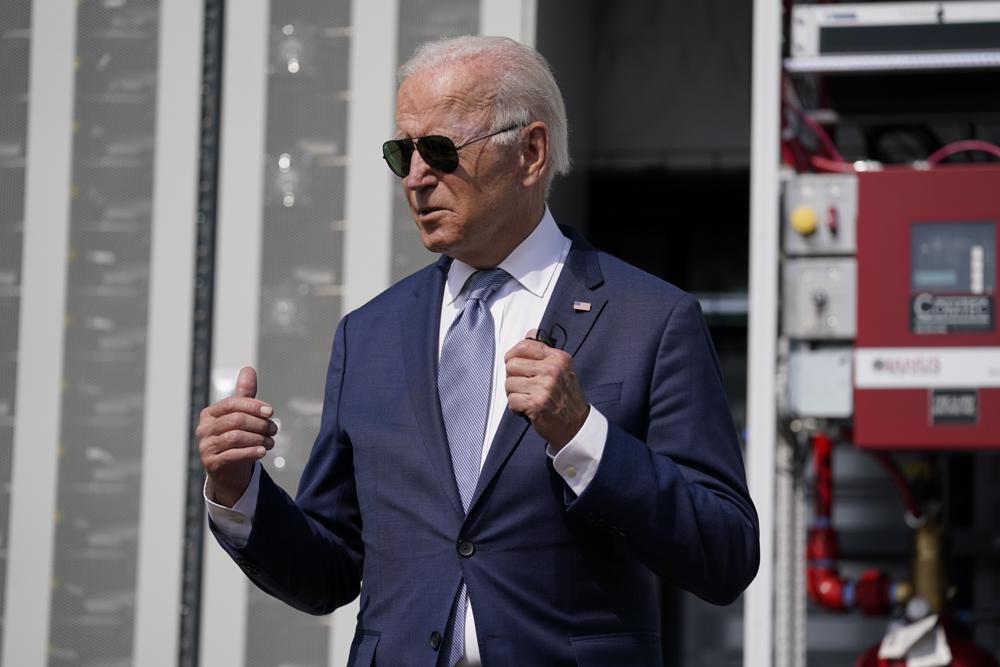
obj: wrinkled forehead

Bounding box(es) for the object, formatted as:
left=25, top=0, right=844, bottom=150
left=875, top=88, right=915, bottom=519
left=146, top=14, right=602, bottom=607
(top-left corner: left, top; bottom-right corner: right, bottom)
left=395, top=61, right=498, bottom=133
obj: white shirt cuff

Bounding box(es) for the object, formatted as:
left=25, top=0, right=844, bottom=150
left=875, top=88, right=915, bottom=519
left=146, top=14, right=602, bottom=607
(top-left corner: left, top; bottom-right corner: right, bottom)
left=546, top=406, right=608, bottom=496
left=204, top=461, right=262, bottom=547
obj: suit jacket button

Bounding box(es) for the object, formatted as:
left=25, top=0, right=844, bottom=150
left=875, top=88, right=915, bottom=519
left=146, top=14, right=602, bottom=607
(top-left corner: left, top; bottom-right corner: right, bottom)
left=457, top=540, right=475, bottom=557
left=430, top=631, right=442, bottom=650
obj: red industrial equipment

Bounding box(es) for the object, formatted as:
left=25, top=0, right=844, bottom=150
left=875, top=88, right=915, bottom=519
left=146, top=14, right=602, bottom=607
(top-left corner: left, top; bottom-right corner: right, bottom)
left=854, top=165, right=1000, bottom=449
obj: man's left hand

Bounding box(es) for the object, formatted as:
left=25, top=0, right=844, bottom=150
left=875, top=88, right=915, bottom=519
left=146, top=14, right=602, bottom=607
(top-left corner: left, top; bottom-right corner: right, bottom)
left=504, top=331, right=590, bottom=452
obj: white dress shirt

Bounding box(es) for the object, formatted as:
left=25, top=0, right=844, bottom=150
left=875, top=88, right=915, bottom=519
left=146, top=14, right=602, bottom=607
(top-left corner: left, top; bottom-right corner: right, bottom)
left=206, top=208, right=609, bottom=666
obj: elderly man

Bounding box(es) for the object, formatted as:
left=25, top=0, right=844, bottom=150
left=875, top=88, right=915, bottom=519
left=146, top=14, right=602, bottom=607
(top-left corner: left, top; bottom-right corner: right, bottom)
left=200, top=35, right=758, bottom=667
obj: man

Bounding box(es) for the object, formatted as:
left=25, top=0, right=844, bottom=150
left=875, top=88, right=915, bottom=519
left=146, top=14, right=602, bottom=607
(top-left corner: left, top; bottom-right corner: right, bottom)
left=199, top=36, right=758, bottom=667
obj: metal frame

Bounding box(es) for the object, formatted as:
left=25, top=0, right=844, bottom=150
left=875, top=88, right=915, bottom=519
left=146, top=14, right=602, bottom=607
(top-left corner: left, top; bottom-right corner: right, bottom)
left=198, top=1, right=270, bottom=665
left=132, top=1, right=205, bottom=665
left=180, top=1, right=226, bottom=664
left=744, top=0, right=782, bottom=666
left=785, top=52, right=1000, bottom=73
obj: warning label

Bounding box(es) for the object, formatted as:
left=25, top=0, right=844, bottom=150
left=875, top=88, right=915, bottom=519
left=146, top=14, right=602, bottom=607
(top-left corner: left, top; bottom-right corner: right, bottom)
left=930, top=389, right=978, bottom=425
left=911, top=293, right=993, bottom=334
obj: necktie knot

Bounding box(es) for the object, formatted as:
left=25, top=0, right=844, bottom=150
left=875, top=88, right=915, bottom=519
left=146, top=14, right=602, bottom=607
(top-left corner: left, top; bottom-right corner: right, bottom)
left=465, top=268, right=510, bottom=305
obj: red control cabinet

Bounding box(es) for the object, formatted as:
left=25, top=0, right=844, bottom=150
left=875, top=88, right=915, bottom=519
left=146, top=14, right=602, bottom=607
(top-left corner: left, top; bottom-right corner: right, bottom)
left=854, top=165, right=1000, bottom=449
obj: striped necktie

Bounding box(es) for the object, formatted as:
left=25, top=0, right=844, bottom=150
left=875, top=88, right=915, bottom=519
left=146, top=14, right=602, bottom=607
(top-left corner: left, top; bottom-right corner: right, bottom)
left=437, top=267, right=509, bottom=666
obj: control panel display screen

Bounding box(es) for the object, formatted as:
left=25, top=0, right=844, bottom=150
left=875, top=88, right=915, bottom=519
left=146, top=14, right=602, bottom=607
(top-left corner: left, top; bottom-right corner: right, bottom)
left=910, top=221, right=995, bottom=334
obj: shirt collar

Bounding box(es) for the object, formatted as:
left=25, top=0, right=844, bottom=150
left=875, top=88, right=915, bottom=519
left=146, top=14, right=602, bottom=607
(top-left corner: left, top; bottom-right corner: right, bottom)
left=444, top=206, right=565, bottom=305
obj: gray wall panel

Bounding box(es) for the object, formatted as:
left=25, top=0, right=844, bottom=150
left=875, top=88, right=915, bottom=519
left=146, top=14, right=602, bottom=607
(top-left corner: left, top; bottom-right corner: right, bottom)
left=0, top=0, right=32, bottom=658
left=389, top=0, right=480, bottom=283
left=47, top=2, right=160, bottom=664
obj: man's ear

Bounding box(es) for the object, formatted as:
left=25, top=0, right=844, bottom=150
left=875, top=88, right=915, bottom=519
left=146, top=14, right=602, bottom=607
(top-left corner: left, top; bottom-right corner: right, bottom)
left=520, top=122, right=549, bottom=188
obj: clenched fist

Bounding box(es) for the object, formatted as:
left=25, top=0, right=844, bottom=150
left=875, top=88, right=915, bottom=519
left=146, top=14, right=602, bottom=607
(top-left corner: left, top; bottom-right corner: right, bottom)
left=197, top=366, right=277, bottom=507
left=504, top=331, right=590, bottom=452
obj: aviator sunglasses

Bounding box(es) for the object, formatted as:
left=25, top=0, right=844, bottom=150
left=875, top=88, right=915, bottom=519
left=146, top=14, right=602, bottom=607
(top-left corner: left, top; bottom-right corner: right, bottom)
left=382, top=124, right=523, bottom=178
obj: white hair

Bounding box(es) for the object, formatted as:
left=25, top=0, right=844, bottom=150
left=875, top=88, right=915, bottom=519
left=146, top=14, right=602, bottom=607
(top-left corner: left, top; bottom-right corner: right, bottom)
left=399, top=35, right=571, bottom=193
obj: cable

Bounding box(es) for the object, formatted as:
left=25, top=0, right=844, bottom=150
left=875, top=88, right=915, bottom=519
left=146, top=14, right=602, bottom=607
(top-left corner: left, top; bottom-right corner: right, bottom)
left=927, top=139, right=1000, bottom=166
left=798, top=111, right=846, bottom=162
left=810, top=155, right=856, bottom=173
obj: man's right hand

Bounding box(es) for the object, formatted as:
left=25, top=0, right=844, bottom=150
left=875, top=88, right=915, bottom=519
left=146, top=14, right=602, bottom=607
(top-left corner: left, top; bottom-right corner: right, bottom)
left=197, top=366, right=277, bottom=508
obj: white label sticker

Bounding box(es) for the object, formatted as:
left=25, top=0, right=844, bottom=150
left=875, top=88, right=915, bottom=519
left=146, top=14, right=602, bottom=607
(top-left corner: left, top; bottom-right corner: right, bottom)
left=855, top=347, right=1000, bottom=389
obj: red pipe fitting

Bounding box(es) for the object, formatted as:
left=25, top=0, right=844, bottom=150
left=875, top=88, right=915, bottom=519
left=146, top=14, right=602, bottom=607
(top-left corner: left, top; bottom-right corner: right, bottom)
left=807, top=432, right=892, bottom=615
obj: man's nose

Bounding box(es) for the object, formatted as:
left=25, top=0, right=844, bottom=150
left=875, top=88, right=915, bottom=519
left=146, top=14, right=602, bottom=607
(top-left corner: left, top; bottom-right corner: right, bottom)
left=404, top=146, right=438, bottom=190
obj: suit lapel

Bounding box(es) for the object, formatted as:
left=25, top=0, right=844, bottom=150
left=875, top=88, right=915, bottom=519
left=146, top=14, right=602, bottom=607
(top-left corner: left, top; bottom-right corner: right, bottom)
left=467, top=227, right=608, bottom=515
left=400, top=256, right=466, bottom=519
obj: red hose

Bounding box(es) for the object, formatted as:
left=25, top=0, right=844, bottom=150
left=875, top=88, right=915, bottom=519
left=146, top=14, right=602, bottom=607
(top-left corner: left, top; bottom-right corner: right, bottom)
left=813, top=432, right=833, bottom=520
left=927, top=139, right=1000, bottom=166
left=810, top=155, right=856, bottom=173
left=871, top=453, right=923, bottom=520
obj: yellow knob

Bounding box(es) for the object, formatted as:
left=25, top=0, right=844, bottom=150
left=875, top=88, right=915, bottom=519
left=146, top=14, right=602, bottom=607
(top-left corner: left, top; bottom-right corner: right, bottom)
left=790, top=205, right=819, bottom=236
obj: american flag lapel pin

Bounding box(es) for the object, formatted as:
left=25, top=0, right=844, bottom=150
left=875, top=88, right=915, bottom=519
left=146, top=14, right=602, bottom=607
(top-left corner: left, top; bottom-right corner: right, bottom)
left=573, top=301, right=592, bottom=312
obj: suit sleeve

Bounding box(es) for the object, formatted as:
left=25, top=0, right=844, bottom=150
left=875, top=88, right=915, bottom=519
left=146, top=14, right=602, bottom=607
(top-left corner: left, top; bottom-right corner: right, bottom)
left=565, top=293, right=760, bottom=605
left=208, top=314, right=363, bottom=615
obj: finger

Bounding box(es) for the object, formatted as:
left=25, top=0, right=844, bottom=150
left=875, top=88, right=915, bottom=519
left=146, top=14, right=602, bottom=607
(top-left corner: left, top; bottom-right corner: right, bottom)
left=503, top=337, right=550, bottom=363
left=506, top=391, right=536, bottom=418
left=235, top=366, right=258, bottom=399
left=204, top=395, right=273, bottom=419
left=505, top=356, right=545, bottom=378
left=205, top=444, right=268, bottom=473
left=202, top=430, right=275, bottom=457
left=504, top=376, right=537, bottom=397
left=205, top=411, right=277, bottom=438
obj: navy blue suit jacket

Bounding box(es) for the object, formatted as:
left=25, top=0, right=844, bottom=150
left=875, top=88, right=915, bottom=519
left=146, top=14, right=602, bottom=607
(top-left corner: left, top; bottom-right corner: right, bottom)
left=212, top=227, right=759, bottom=666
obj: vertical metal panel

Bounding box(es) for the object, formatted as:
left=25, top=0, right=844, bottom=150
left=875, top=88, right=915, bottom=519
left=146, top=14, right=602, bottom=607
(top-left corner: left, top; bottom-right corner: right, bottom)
left=480, top=0, right=537, bottom=45
left=389, top=0, right=480, bottom=283
left=44, top=2, right=162, bottom=664
left=0, top=0, right=32, bottom=659
left=744, top=0, right=782, bottom=666
left=1, top=1, right=76, bottom=664
left=179, top=2, right=226, bottom=664
left=132, top=0, right=203, bottom=665
left=199, top=0, right=270, bottom=665
left=342, top=0, right=397, bottom=314
left=774, top=437, right=798, bottom=667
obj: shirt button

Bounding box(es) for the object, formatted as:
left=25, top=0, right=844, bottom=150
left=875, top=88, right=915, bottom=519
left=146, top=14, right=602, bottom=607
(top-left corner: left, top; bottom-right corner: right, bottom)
left=429, top=631, right=442, bottom=650
left=457, top=540, right=475, bottom=557
left=565, top=465, right=577, bottom=478
left=233, top=515, right=246, bottom=524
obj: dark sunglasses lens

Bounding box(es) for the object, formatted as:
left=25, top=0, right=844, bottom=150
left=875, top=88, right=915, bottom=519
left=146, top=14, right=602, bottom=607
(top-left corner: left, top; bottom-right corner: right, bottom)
left=382, top=140, right=411, bottom=177
left=417, top=136, right=460, bottom=172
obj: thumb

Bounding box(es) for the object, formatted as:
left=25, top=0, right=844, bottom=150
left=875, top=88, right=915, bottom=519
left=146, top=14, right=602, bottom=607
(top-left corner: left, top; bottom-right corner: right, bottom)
left=234, top=366, right=257, bottom=398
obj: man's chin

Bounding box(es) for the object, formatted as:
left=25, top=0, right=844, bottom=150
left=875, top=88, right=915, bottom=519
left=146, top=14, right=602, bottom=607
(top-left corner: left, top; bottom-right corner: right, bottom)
left=414, top=221, right=459, bottom=255
left=417, top=231, right=454, bottom=256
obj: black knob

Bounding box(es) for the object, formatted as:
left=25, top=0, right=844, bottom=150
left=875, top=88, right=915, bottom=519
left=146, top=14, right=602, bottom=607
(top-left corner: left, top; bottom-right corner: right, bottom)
left=457, top=540, right=475, bottom=557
